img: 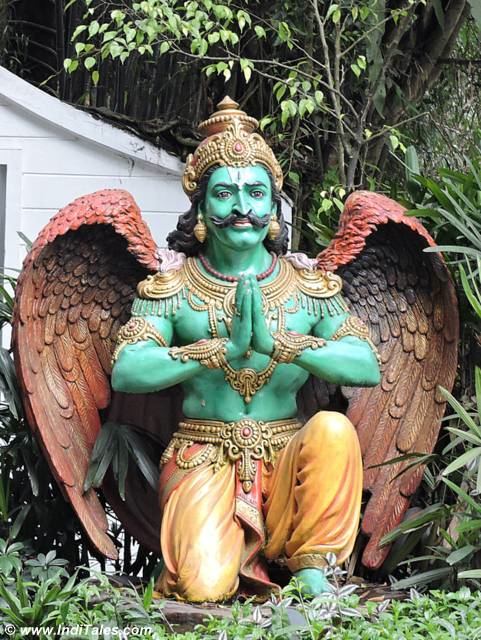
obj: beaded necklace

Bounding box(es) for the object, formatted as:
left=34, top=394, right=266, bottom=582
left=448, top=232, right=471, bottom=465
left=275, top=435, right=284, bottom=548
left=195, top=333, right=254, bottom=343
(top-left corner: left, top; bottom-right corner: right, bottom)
left=198, top=252, right=278, bottom=283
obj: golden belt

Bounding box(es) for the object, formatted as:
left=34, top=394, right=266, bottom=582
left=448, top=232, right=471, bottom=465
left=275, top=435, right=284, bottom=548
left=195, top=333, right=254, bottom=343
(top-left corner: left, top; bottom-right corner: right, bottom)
left=161, top=417, right=301, bottom=492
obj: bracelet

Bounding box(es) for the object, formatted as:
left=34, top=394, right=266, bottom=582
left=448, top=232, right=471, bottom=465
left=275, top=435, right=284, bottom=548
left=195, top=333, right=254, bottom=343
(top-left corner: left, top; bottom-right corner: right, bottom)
left=168, top=338, right=228, bottom=369
left=271, top=331, right=326, bottom=364
left=112, top=317, right=167, bottom=363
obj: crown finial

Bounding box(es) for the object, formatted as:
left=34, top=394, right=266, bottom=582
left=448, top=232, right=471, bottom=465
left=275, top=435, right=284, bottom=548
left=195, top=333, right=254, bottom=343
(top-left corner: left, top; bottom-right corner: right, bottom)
left=217, top=96, right=239, bottom=110
left=198, top=96, right=258, bottom=137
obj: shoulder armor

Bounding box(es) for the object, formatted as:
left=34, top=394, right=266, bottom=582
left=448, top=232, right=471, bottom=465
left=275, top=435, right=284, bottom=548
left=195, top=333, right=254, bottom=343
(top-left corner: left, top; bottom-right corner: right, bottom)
left=137, top=268, right=184, bottom=299
left=295, top=268, right=342, bottom=298
left=132, top=267, right=185, bottom=318
left=291, top=265, right=347, bottom=318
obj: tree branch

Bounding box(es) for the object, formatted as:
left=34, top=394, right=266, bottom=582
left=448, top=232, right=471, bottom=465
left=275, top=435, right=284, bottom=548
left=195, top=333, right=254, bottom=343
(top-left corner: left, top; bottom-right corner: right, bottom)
left=311, top=0, right=346, bottom=184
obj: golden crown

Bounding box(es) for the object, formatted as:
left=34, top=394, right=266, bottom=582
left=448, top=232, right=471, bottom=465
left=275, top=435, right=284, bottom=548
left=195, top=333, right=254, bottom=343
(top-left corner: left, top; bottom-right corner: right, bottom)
left=182, top=97, right=284, bottom=197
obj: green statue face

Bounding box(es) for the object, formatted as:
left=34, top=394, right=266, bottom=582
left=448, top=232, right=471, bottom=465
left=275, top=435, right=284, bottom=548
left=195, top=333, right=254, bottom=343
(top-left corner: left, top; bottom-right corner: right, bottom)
left=200, top=165, right=273, bottom=251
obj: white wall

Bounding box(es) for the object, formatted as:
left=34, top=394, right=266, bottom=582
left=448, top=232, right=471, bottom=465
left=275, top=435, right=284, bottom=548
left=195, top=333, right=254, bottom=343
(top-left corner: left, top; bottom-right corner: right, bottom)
left=0, top=95, right=190, bottom=271
left=0, top=68, right=292, bottom=273
left=0, top=165, right=5, bottom=268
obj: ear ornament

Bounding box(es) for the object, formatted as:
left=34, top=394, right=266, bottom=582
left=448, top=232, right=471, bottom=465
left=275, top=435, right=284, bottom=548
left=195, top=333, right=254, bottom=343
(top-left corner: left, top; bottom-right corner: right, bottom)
left=268, top=214, right=280, bottom=240
left=194, top=213, right=207, bottom=243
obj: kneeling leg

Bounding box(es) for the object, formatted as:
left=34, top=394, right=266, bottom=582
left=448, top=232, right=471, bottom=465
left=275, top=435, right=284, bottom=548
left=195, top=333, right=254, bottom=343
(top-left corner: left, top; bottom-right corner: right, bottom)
left=156, top=462, right=244, bottom=602
left=264, top=411, right=363, bottom=572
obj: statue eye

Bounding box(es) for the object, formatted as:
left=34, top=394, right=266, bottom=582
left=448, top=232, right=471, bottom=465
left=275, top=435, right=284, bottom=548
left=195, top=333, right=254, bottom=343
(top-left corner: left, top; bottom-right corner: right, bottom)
left=251, top=189, right=265, bottom=198
left=217, top=190, right=232, bottom=200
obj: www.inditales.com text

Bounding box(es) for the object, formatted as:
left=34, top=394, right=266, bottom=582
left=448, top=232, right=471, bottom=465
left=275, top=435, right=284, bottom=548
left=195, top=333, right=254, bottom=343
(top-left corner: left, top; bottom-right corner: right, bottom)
left=0, top=623, right=152, bottom=637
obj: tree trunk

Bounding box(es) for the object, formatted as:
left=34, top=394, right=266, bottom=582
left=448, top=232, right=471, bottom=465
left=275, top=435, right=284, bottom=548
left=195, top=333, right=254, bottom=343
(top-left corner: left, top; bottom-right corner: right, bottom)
left=366, top=0, right=469, bottom=168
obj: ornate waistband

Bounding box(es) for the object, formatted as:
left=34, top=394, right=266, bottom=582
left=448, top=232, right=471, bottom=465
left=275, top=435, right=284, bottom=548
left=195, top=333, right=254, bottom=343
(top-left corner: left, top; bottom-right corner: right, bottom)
left=161, top=417, right=301, bottom=492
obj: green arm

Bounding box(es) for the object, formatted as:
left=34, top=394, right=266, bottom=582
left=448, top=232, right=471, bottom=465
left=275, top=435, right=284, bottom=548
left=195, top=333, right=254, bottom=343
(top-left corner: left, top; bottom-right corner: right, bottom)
left=293, top=311, right=381, bottom=387
left=112, top=279, right=255, bottom=394
left=111, top=311, right=249, bottom=394
left=111, top=315, right=204, bottom=394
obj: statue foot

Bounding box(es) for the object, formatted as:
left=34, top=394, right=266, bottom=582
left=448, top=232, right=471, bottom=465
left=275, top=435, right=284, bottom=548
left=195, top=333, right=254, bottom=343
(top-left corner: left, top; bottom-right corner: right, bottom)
left=294, top=568, right=333, bottom=596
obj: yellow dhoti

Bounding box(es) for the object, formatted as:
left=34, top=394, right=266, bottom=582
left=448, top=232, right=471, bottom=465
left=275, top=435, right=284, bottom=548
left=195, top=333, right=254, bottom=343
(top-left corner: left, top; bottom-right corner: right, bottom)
left=156, top=411, right=363, bottom=602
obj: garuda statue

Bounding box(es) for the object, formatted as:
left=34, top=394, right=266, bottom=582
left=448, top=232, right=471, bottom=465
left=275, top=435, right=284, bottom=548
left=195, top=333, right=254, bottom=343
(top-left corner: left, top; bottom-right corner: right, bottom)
left=13, top=98, right=458, bottom=601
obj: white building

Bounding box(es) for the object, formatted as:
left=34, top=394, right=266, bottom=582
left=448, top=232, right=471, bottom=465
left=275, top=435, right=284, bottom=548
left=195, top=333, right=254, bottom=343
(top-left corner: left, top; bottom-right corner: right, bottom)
left=0, top=66, right=291, bottom=278
left=0, top=65, right=190, bottom=274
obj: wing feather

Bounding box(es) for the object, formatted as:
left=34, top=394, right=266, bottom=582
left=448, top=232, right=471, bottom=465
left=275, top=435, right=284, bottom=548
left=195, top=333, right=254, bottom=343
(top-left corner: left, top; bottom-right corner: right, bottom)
left=13, top=190, right=159, bottom=558
left=318, top=191, right=458, bottom=569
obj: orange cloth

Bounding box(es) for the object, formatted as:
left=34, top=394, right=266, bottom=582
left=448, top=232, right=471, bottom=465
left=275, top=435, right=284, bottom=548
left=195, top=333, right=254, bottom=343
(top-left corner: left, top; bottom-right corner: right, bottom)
left=156, top=411, right=363, bottom=602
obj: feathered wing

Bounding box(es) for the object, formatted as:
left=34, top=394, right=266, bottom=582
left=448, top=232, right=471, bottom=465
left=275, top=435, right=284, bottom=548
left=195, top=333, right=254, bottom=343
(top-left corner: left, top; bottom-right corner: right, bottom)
left=13, top=189, right=160, bottom=558
left=318, top=191, right=459, bottom=570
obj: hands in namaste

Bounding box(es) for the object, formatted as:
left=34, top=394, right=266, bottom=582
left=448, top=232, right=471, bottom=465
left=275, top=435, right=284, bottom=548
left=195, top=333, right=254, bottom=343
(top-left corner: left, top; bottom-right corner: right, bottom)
left=228, top=274, right=274, bottom=359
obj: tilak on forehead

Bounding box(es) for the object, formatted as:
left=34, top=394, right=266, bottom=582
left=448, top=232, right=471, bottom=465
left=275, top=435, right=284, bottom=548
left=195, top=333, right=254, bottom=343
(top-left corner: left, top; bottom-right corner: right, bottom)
left=214, top=166, right=270, bottom=190
left=228, top=167, right=260, bottom=188
left=182, top=97, right=284, bottom=197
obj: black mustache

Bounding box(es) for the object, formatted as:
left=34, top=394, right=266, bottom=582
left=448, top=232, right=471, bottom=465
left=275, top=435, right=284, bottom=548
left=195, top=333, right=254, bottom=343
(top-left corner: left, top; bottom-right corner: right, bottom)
left=209, top=211, right=271, bottom=229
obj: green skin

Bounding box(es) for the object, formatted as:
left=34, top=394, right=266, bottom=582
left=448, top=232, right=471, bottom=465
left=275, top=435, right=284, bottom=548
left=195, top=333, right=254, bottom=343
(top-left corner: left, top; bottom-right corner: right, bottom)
left=112, top=165, right=381, bottom=595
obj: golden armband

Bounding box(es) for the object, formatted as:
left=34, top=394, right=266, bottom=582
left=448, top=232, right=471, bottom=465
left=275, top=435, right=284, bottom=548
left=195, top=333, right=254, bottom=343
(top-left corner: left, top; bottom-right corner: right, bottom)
left=331, top=316, right=381, bottom=364
left=271, top=331, right=326, bottom=364
left=112, top=317, right=168, bottom=363
left=168, top=338, right=228, bottom=369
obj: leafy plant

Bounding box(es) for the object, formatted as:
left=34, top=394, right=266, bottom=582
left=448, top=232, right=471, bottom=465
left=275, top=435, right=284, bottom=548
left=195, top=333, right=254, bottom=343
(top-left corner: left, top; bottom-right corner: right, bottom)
left=405, top=146, right=481, bottom=378
left=24, top=551, right=69, bottom=581
left=403, top=145, right=481, bottom=252
left=303, top=169, right=346, bottom=249
left=4, top=541, right=481, bottom=638
left=0, top=539, right=23, bottom=577
left=84, top=421, right=159, bottom=500
left=0, top=572, right=81, bottom=631
left=193, top=584, right=481, bottom=639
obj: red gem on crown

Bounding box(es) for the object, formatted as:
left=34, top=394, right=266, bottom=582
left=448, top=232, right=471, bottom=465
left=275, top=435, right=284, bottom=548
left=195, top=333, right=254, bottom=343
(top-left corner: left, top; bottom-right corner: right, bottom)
left=233, top=141, right=244, bottom=153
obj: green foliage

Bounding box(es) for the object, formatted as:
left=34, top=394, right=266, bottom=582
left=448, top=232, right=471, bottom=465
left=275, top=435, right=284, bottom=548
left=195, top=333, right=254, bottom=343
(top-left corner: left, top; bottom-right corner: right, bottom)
left=24, top=551, right=69, bottom=581
left=404, top=144, right=481, bottom=329
left=62, top=0, right=471, bottom=202
left=404, top=19, right=481, bottom=177
left=404, top=148, right=481, bottom=245
left=4, top=543, right=481, bottom=639
left=191, top=589, right=481, bottom=639
left=85, top=421, right=160, bottom=500
left=303, top=169, right=346, bottom=249
left=0, top=544, right=179, bottom=638
left=0, top=548, right=82, bottom=631
left=67, top=0, right=394, bottom=124
left=0, top=539, right=23, bottom=577
left=304, top=131, right=413, bottom=249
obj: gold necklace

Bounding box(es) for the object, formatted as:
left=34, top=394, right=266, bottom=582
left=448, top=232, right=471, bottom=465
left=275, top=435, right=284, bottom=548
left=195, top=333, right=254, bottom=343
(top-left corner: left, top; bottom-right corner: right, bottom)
left=183, top=257, right=295, bottom=402
left=183, top=256, right=296, bottom=317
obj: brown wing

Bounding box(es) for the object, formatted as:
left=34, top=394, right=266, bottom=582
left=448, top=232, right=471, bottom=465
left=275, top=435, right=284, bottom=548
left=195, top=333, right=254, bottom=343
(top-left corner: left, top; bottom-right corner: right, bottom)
left=13, top=189, right=159, bottom=558
left=318, top=191, right=458, bottom=570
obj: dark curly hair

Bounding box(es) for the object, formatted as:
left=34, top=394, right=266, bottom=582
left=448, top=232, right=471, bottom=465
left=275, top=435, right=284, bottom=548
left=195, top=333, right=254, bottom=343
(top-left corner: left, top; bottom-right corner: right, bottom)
left=167, top=166, right=289, bottom=256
